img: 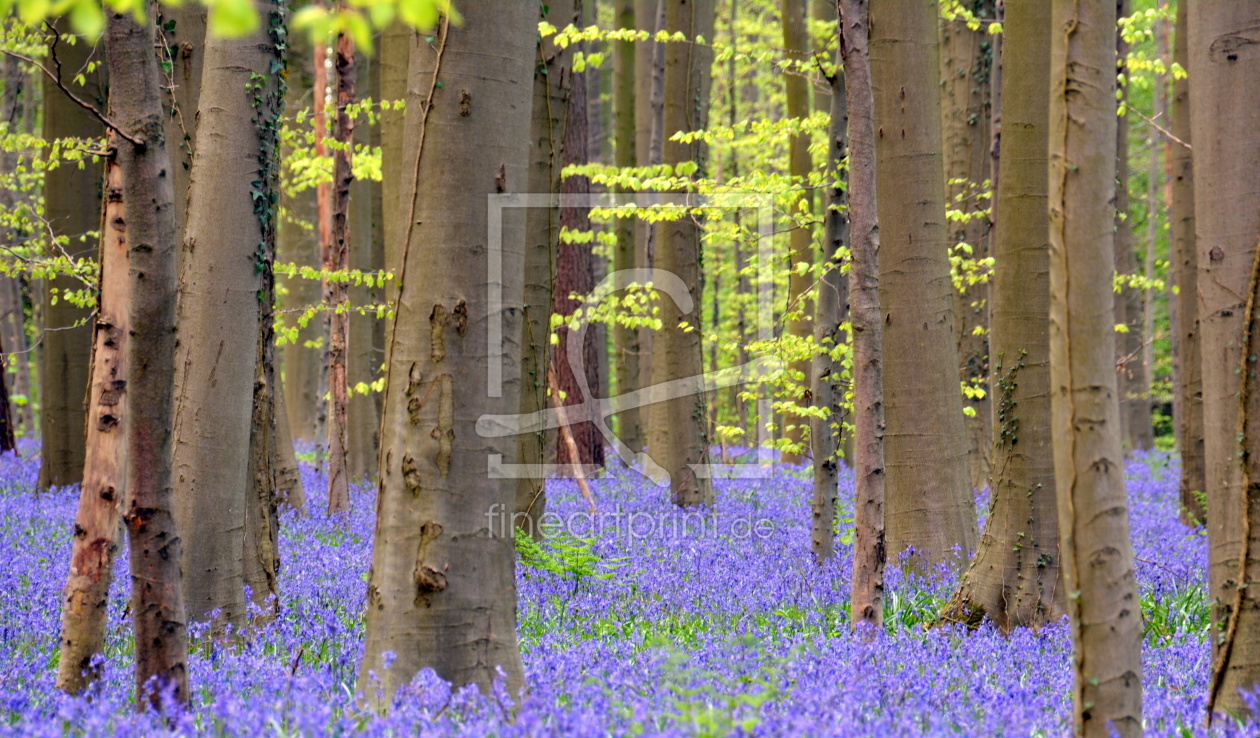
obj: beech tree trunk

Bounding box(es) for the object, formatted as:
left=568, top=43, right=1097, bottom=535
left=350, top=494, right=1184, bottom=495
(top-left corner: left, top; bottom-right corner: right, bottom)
left=158, top=3, right=205, bottom=244
left=0, top=336, right=12, bottom=452
left=1209, top=221, right=1260, bottom=721
left=515, top=0, right=577, bottom=535
left=323, top=31, right=354, bottom=514
left=104, top=5, right=189, bottom=708
left=869, top=0, right=975, bottom=570
left=1113, top=2, right=1154, bottom=454
left=56, top=145, right=127, bottom=694
left=1170, top=0, right=1203, bottom=525
left=0, top=56, right=31, bottom=436
left=612, top=0, right=642, bottom=453
left=40, top=22, right=101, bottom=490
left=171, top=0, right=284, bottom=627
left=272, top=373, right=307, bottom=514
left=838, top=0, right=885, bottom=630
left=554, top=46, right=605, bottom=469
left=1190, top=0, right=1260, bottom=719
left=279, top=29, right=322, bottom=445
left=347, top=50, right=379, bottom=484
left=358, top=5, right=535, bottom=700
left=939, top=7, right=993, bottom=491
left=940, top=0, right=1063, bottom=632
left=1048, top=1, right=1143, bottom=733
left=780, top=0, right=814, bottom=465
left=810, top=54, right=846, bottom=563
left=650, top=0, right=715, bottom=507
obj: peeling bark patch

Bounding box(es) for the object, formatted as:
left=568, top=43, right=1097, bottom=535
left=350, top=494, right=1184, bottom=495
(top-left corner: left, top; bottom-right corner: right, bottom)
left=452, top=300, right=468, bottom=336
left=99, top=380, right=126, bottom=405
left=433, top=374, right=454, bottom=476
left=413, top=521, right=447, bottom=605
left=402, top=454, right=422, bottom=495
left=430, top=304, right=447, bottom=363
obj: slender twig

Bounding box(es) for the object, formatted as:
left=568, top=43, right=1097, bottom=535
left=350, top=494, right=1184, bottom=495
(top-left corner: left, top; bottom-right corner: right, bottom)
left=1131, top=108, right=1190, bottom=150
left=4, top=29, right=143, bottom=148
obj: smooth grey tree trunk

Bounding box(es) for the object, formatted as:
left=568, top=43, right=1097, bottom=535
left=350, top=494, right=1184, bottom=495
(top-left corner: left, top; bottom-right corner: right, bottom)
left=358, top=4, right=535, bottom=701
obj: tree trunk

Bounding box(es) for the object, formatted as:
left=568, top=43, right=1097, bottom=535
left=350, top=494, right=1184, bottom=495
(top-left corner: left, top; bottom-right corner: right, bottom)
left=642, top=0, right=668, bottom=458
left=869, top=0, right=976, bottom=570
left=104, top=5, right=189, bottom=708
left=347, top=50, right=379, bottom=484
left=515, top=0, right=578, bottom=536
left=55, top=144, right=127, bottom=694
left=612, top=0, right=642, bottom=454
left=646, top=0, right=715, bottom=507
left=810, top=54, right=847, bottom=563
left=940, top=0, right=1063, bottom=632
left=157, top=3, right=205, bottom=245
left=358, top=5, right=535, bottom=700
left=280, top=28, right=321, bottom=444
left=1189, top=0, right=1260, bottom=719
left=1170, top=0, right=1202, bottom=525
left=272, top=372, right=306, bottom=513
left=0, top=55, right=31, bottom=437
left=380, top=19, right=407, bottom=306
left=1048, top=1, right=1143, bottom=733
left=553, top=44, right=605, bottom=469
left=939, top=7, right=993, bottom=492
left=0, top=334, right=12, bottom=452
left=171, top=0, right=284, bottom=627
left=323, top=31, right=354, bottom=514
left=0, top=276, right=29, bottom=437
left=1113, top=2, right=1153, bottom=454
left=779, top=0, right=814, bottom=465
left=1211, top=232, right=1260, bottom=719
left=838, top=0, right=885, bottom=630
left=40, top=22, right=101, bottom=490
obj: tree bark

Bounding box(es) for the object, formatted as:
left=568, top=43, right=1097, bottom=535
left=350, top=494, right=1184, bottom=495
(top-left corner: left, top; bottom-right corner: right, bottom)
left=171, top=0, right=284, bottom=627
left=1113, top=1, right=1154, bottom=453
left=380, top=19, right=407, bottom=307
left=358, top=4, right=535, bottom=700
left=515, top=0, right=578, bottom=536
left=0, top=55, right=31, bottom=437
left=55, top=144, right=127, bottom=694
left=838, top=0, right=885, bottom=630
left=780, top=0, right=814, bottom=465
left=40, top=21, right=101, bottom=490
left=157, top=3, right=205, bottom=245
left=648, top=0, right=715, bottom=507
left=810, top=53, right=847, bottom=563
left=612, top=0, right=642, bottom=454
left=939, top=5, right=993, bottom=492
left=279, top=29, right=322, bottom=445
left=323, top=30, right=354, bottom=514
left=104, top=4, right=189, bottom=708
left=272, top=372, right=307, bottom=514
left=1170, top=0, right=1202, bottom=525
left=869, top=0, right=976, bottom=571
left=1048, top=1, right=1143, bottom=733
left=553, top=42, right=605, bottom=469
left=940, top=0, right=1063, bottom=632
left=1210, top=230, right=1260, bottom=720
left=347, top=50, right=379, bottom=484
left=1189, top=0, right=1260, bottom=719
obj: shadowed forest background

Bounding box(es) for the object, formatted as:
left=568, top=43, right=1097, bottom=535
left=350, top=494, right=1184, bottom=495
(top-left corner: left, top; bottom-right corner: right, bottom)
left=0, top=0, right=1257, bottom=735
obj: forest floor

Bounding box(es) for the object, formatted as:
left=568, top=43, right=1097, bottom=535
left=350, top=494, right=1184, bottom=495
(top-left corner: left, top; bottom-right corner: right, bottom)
left=0, top=441, right=1244, bottom=736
